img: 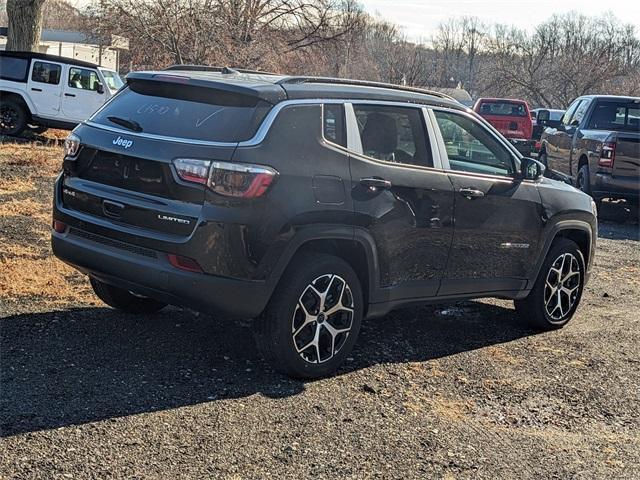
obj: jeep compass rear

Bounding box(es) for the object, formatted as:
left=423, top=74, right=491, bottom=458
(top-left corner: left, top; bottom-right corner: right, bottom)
left=53, top=68, right=596, bottom=379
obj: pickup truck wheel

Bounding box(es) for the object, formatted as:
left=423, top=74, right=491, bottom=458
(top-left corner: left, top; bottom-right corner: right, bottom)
left=576, top=164, right=591, bottom=195
left=515, top=238, right=585, bottom=330
left=0, top=99, right=28, bottom=136
left=254, top=253, right=363, bottom=379
left=90, top=277, right=167, bottom=314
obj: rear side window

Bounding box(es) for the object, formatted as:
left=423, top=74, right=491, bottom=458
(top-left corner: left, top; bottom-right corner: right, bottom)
left=479, top=101, right=527, bottom=117
left=353, top=105, right=432, bottom=167
left=91, top=83, right=272, bottom=142
left=32, top=61, right=61, bottom=84
left=323, top=104, right=346, bottom=147
left=588, top=100, right=640, bottom=131
left=0, top=56, right=29, bottom=81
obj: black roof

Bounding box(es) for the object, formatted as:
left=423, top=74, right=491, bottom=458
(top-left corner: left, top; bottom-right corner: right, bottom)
left=129, top=66, right=464, bottom=109
left=0, top=50, right=98, bottom=69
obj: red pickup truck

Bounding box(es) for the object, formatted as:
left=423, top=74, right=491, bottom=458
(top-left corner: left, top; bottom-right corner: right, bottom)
left=474, top=98, right=534, bottom=155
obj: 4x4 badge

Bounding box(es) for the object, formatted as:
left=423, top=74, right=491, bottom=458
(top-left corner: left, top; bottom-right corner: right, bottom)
left=113, top=136, right=133, bottom=149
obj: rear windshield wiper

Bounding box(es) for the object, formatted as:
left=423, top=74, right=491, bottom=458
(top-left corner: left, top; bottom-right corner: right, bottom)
left=107, top=116, right=143, bottom=133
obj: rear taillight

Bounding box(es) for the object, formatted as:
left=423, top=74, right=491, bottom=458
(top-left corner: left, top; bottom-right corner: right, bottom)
left=173, top=158, right=211, bottom=185
left=598, top=142, right=616, bottom=168
left=172, top=158, right=278, bottom=198
left=208, top=161, right=278, bottom=198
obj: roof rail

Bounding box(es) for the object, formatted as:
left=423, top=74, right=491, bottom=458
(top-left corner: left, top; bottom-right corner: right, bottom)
left=277, top=76, right=455, bottom=101
left=164, top=65, right=280, bottom=76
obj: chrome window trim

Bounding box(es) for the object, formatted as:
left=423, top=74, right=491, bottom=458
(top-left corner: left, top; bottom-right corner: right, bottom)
left=344, top=103, right=363, bottom=154
left=425, top=108, right=447, bottom=170
left=83, top=97, right=474, bottom=151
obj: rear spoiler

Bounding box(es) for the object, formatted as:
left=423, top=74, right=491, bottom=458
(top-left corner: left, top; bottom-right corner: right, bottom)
left=125, top=71, right=287, bottom=105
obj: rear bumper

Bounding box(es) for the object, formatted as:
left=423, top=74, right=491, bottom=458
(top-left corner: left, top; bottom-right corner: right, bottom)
left=593, top=172, right=640, bottom=201
left=51, top=229, right=271, bottom=318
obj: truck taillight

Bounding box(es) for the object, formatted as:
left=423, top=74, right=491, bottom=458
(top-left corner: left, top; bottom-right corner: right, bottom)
left=598, top=142, right=616, bottom=168
left=172, top=158, right=278, bottom=198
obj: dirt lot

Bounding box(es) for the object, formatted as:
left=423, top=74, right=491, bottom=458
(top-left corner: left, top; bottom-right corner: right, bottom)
left=1, top=137, right=639, bottom=479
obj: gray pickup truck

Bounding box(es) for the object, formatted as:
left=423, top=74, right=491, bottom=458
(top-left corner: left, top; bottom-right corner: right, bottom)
left=539, top=95, right=639, bottom=205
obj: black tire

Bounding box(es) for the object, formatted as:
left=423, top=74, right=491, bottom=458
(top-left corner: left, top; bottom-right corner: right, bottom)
left=576, top=163, right=591, bottom=195
left=90, top=277, right=167, bottom=314
left=515, top=238, right=585, bottom=330
left=254, top=253, right=363, bottom=379
left=0, top=99, right=28, bottom=136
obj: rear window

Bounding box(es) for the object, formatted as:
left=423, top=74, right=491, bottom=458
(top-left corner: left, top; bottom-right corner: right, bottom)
left=0, top=56, right=29, bottom=81
left=479, top=101, right=527, bottom=117
left=91, top=83, right=272, bottom=142
left=587, top=100, right=640, bottom=132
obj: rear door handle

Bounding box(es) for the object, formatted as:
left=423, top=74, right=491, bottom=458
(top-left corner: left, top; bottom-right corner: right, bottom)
left=31, top=87, right=42, bottom=92
left=360, top=177, right=392, bottom=191
left=458, top=187, right=485, bottom=199
left=64, top=93, right=76, bottom=97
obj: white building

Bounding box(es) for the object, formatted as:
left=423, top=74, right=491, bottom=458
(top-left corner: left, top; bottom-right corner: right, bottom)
left=0, top=28, right=128, bottom=72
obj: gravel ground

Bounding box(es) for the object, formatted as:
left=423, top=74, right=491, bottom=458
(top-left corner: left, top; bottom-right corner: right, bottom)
left=1, top=139, right=639, bottom=479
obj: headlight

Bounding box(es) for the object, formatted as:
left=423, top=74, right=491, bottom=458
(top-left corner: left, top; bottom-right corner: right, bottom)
left=64, top=133, right=81, bottom=157
left=591, top=199, right=598, bottom=217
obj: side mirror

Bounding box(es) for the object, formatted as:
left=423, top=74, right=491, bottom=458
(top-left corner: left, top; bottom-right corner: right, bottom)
left=521, top=157, right=545, bottom=181
left=96, top=82, right=104, bottom=94
left=537, top=109, right=550, bottom=125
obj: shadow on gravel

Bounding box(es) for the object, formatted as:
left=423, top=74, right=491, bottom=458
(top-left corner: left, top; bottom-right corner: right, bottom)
left=0, top=301, right=534, bottom=437
left=597, top=200, right=639, bottom=241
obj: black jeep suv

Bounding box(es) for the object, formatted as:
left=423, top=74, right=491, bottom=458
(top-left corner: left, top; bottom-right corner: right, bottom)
left=52, top=67, right=597, bottom=378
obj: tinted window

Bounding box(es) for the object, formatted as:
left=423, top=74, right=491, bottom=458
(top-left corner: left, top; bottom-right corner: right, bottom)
left=435, top=111, right=515, bottom=177
left=68, top=67, right=100, bottom=90
left=32, top=61, right=61, bottom=84
left=323, top=104, right=346, bottom=147
left=587, top=100, right=640, bottom=132
left=571, top=100, right=591, bottom=126
left=562, top=100, right=582, bottom=126
left=0, top=56, right=29, bottom=81
left=478, top=101, right=527, bottom=117
left=91, top=85, right=272, bottom=142
left=353, top=105, right=432, bottom=167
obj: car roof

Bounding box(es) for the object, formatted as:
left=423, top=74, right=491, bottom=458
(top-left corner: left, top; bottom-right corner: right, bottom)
left=0, top=50, right=99, bottom=69
left=128, top=66, right=466, bottom=109
left=577, top=94, right=640, bottom=101
left=476, top=97, right=529, bottom=104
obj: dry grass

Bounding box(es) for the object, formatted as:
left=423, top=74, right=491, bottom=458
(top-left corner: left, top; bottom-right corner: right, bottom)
left=0, top=139, right=93, bottom=309
left=0, top=256, right=94, bottom=306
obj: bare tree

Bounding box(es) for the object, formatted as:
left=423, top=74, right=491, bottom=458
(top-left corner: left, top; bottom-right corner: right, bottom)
left=5, top=0, right=46, bottom=51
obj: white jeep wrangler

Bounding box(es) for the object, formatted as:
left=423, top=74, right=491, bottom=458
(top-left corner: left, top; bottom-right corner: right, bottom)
left=0, top=51, right=123, bottom=136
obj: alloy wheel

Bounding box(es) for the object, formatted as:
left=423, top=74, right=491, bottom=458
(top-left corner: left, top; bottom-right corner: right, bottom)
left=0, top=105, right=19, bottom=133
left=544, top=253, right=581, bottom=322
left=291, top=274, right=354, bottom=364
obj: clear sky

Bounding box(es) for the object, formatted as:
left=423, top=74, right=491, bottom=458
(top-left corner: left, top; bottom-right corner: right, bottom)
left=360, top=0, right=640, bottom=41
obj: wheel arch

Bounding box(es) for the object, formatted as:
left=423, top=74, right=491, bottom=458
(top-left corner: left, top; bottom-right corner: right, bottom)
left=531, top=220, right=594, bottom=287
left=266, top=226, right=379, bottom=314
left=0, top=89, right=35, bottom=117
